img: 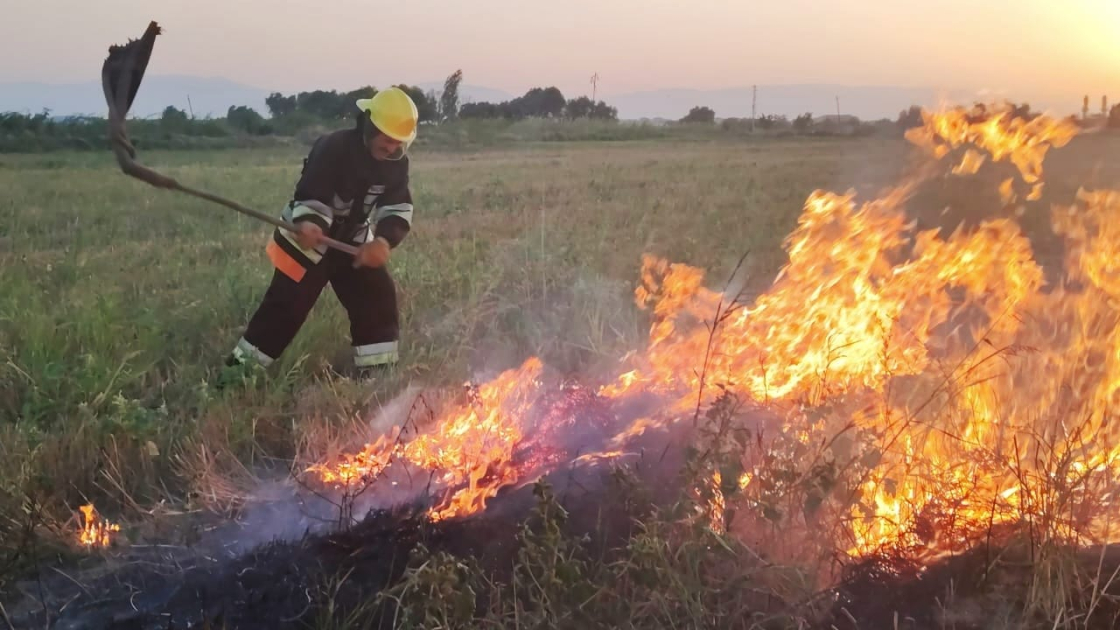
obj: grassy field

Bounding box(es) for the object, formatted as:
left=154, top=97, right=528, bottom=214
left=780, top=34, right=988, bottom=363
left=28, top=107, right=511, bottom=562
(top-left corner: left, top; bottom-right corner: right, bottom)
left=4, top=129, right=1120, bottom=626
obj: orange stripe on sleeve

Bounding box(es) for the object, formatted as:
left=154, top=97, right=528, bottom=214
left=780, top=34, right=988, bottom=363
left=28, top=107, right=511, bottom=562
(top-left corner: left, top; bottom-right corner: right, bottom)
left=267, top=240, right=307, bottom=282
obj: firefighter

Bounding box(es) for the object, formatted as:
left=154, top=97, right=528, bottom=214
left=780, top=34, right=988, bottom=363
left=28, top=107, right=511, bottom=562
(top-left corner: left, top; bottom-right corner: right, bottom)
left=225, top=87, right=418, bottom=376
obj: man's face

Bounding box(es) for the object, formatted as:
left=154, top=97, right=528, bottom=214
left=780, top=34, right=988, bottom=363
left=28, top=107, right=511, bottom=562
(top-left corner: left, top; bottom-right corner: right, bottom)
left=369, top=133, right=403, bottom=161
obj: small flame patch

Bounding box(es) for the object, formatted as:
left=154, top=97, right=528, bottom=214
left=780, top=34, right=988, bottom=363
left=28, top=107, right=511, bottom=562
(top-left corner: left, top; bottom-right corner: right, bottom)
left=78, top=503, right=120, bottom=549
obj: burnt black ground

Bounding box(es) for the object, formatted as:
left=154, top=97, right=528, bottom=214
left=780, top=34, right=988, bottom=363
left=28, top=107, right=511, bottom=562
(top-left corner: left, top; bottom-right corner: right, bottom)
left=1, top=378, right=681, bottom=629
left=9, top=388, right=1119, bottom=630
left=7, top=497, right=533, bottom=629
left=2, top=456, right=659, bottom=630
left=9, top=463, right=1120, bottom=629
left=822, top=540, right=1120, bottom=630
left=7, top=503, right=422, bottom=629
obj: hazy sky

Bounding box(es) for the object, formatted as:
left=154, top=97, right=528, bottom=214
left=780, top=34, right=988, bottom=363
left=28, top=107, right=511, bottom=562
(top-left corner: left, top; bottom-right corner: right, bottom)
left=4, top=0, right=1118, bottom=105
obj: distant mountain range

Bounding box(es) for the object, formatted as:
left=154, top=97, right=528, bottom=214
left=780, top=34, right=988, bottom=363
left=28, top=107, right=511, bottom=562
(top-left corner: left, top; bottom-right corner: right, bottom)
left=609, top=85, right=987, bottom=122
left=0, top=76, right=516, bottom=120
left=0, top=75, right=1075, bottom=121
left=1, top=76, right=271, bottom=119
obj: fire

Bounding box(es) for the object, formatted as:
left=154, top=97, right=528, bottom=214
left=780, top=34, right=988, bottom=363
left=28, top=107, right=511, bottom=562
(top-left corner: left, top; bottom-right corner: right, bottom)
left=78, top=503, right=120, bottom=549
left=305, top=431, right=397, bottom=486
left=403, top=359, right=541, bottom=520
left=709, top=470, right=726, bottom=533
left=307, top=102, right=1120, bottom=564
left=310, top=359, right=544, bottom=521
left=602, top=187, right=1043, bottom=411
left=904, top=102, right=1078, bottom=184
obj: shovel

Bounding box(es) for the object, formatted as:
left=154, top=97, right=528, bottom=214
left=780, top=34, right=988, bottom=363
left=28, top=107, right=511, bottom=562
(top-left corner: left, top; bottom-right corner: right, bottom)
left=101, top=21, right=358, bottom=255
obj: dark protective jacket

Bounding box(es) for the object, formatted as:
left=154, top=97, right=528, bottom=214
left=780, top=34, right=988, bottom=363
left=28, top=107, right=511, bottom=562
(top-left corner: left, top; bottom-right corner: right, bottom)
left=267, top=127, right=413, bottom=282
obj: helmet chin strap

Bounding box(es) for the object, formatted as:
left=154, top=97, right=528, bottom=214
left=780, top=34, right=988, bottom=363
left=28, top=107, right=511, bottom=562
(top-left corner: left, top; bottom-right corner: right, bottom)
left=359, top=114, right=377, bottom=146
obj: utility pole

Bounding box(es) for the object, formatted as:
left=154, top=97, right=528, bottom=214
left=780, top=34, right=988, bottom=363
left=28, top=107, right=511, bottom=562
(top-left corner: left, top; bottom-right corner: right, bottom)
left=835, top=95, right=841, bottom=121
left=187, top=95, right=195, bottom=119
left=1103, top=95, right=1109, bottom=117
left=590, top=72, right=600, bottom=102
left=751, top=84, right=757, bottom=132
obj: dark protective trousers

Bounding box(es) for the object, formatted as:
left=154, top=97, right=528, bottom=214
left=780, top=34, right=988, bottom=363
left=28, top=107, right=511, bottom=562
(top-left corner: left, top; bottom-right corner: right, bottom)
left=234, top=248, right=399, bottom=367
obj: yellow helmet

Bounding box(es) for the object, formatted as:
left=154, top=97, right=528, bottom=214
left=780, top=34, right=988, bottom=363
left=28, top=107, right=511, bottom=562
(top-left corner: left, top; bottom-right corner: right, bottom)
left=356, top=87, right=418, bottom=148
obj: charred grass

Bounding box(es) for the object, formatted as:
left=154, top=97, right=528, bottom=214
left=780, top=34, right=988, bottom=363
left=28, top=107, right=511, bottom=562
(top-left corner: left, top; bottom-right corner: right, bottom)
left=4, top=132, right=1120, bottom=628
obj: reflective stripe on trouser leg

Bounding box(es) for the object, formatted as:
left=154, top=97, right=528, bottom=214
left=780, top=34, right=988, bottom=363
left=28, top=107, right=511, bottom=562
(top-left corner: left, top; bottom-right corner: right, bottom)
left=354, top=341, right=399, bottom=367
left=232, top=337, right=275, bottom=367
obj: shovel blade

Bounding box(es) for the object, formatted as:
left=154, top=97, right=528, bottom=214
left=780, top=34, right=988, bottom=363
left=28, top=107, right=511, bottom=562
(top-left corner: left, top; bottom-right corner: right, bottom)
left=100, top=21, right=178, bottom=188
left=102, top=21, right=161, bottom=120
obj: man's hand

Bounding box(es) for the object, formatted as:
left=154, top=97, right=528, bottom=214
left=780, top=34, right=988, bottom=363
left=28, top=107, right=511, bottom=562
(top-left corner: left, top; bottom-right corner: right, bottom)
left=294, top=222, right=324, bottom=250
left=354, top=236, right=391, bottom=268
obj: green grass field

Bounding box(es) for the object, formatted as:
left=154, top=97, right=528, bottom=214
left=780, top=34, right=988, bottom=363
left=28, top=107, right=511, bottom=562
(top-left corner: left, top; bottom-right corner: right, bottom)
left=5, top=130, right=1120, bottom=627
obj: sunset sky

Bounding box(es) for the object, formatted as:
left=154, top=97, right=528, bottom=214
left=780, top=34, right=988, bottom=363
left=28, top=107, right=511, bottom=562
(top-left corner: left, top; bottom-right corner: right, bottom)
left=5, top=0, right=1118, bottom=109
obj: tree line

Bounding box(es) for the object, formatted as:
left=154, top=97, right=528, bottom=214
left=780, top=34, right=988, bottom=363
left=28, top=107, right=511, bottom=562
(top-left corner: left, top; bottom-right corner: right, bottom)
left=258, top=71, right=617, bottom=123
left=670, top=100, right=1120, bottom=137
left=0, top=69, right=622, bottom=152
left=460, top=88, right=617, bottom=121
left=5, top=73, right=1119, bottom=154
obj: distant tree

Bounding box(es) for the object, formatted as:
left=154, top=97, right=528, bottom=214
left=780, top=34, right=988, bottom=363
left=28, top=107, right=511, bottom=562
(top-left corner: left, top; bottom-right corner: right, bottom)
left=568, top=97, right=598, bottom=119
left=565, top=96, right=593, bottom=119
left=896, top=105, right=923, bottom=131
left=227, top=105, right=270, bottom=135
left=343, top=85, right=377, bottom=104
left=0, top=112, right=24, bottom=133
left=512, top=87, right=566, bottom=118
left=754, top=114, right=785, bottom=130
left=564, top=96, right=618, bottom=121
left=1110, top=103, right=1120, bottom=128
left=160, top=106, right=190, bottom=132
left=296, top=90, right=350, bottom=119
left=16, top=110, right=54, bottom=135
left=681, top=106, right=715, bottom=123
left=440, top=69, right=463, bottom=121
left=425, top=89, right=439, bottom=119
left=590, top=101, right=618, bottom=121
left=161, top=105, right=188, bottom=121
left=265, top=92, right=296, bottom=118
left=460, top=101, right=500, bottom=119
left=793, top=112, right=814, bottom=132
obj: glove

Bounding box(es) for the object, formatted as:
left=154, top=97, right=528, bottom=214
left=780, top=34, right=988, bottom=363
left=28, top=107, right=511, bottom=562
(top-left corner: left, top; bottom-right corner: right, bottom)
left=294, top=221, right=324, bottom=250
left=354, top=236, right=391, bottom=268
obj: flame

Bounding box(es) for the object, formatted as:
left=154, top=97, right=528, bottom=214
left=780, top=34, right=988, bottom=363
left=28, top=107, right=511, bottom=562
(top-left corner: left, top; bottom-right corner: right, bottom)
left=951, top=149, right=987, bottom=176
left=405, top=359, right=541, bottom=520
left=307, top=103, right=1120, bottom=564
left=78, top=504, right=119, bottom=549
left=305, top=429, right=399, bottom=487
left=710, top=470, right=726, bottom=533
left=905, top=102, right=1078, bottom=184
left=310, top=359, right=544, bottom=520
left=1000, top=178, right=1017, bottom=205
left=602, top=189, right=1042, bottom=409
